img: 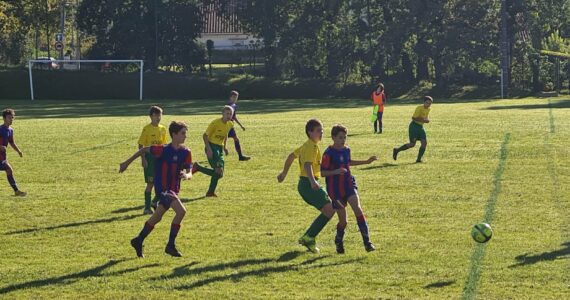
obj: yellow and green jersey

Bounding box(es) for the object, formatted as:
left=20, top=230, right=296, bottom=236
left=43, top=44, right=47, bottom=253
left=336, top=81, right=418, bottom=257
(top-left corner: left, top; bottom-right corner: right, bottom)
left=206, top=118, right=234, bottom=146
left=412, top=105, right=431, bottom=125
left=293, top=139, right=322, bottom=178
left=138, top=123, right=168, bottom=147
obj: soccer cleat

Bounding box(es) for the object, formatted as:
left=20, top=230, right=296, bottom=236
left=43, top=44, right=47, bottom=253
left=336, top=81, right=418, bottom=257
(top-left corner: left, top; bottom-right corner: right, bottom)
left=365, top=242, right=376, bottom=252
left=165, top=244, right=182, bottom=257
left=238, top=155, right=251, bottom=161
left=14, top=190, right=27, bottom=197
left=130, top=238, right=144, bottom=258
left=298, top=235, right=320, bottom=253
left=392, top=148, right=398, bottom=161
left=143, top=208, right=153, bottom=215
left=335, top=241, right=345, bottom=254
left=205, top=192, right=218, bottom=197
left=415, top=160, right=423, bottom=163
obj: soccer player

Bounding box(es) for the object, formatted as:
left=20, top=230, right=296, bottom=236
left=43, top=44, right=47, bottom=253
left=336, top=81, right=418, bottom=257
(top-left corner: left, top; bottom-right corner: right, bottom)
left=119, top=121, right=193, bottom=258
left=277, top=119, right=336, bottom=253
left=371, top=83, right=387, bottom=134
left=393, top=96, right=433, bottom=163
left=138, top=105, right=168, bottom=214
left=321, top=124, right=377, bottom=253
left=226, top=90, right=251, bottom=161
left=193, top=105, right=234, bottom=197
left=0, top=109, right=26, bottom=197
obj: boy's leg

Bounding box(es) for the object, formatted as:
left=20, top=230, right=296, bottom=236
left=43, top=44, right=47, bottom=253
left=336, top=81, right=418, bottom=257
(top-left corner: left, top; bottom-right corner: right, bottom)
left=417, top=139, right=428, bottom=163
left=165, top=195, right=186, bottom=257
left=3, top=163, right=25, bottom=196
left=378, top=112, right=383, bottom=133
left=206, top=145, right=224, bottom=196
left=373, top=120, right=378, bottom=133
left=131, top=199, right=167, bottom=257
left=347, top=194, right=375, bottom=251
left=144, top=183, right=153, bottom=214
left=335, top=205, right=348, bottom=254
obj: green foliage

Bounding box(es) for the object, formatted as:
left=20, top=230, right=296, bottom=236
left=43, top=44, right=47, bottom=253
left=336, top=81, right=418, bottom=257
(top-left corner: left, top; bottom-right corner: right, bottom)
left=542, top=30, right=570, bottom=53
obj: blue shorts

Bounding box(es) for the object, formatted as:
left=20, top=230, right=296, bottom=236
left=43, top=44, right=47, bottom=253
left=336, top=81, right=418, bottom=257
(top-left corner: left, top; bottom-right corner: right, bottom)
left=156, top=190, right=179, bottom=210
left=0, top=161, right=7, bottom=171
left=377, top=111, right=383, bottom=122
left=328, top=176, right=358, bottom=208
left=228, top=128, right=237, bottom=138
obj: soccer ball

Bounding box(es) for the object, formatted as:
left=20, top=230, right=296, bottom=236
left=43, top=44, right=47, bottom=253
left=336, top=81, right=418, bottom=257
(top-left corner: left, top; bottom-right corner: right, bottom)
left=471, top=223, right=493, bottom=243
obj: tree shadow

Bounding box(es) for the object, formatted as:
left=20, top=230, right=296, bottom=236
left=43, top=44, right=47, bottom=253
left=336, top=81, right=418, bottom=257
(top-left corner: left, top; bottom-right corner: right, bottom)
left=6, top=214, right=142, bottom=235
left=485, top=99, right=570, bottom=110
left=176, top=256, right=363, bottom=290
left=0, top=259, right=159, bottom=295
left=509, top=242, right=570, bottom=268
left=424, top=280, right=456, bottom=289
left=111, top=205, right=145, bottom=214
left=180, top=196, right=207, bottom=203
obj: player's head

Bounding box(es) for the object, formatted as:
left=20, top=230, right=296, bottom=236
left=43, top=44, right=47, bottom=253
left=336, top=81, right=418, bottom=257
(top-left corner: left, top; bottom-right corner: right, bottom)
left=169, top=121, right=188, bottom=143
left=423, top=96, right=433, bottom=108
left=229, top=90, right=239, bottom=103
left=331, top=124, right=348, bottom=147
left=305, top=119, right=323, bottom=142
left=2, top=108, right=15, bottom=125
left=377, top=83, right=384, bottom=92
left=149, top=105, right=163, bottom=125
left=222, top=105, right=234, bottom=122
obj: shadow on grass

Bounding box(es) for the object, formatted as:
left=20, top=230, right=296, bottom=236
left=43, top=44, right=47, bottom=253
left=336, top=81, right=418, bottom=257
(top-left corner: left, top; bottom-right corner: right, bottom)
left=110, top=196, right=207, bottom=215
left=1, top=98, right=370, bottom=120
left=424, top=280, right=456, bottom=289
left=0, top=259, right=159, bottom=295
left=360, top=162, right=415, bottom=170
left=485, top=99, right=570, bottom=110
left=509, top=242, right=570, bottom=268
left=6, top=214, right=143, bottom=235
left=176, top=256, right=363, bottom=290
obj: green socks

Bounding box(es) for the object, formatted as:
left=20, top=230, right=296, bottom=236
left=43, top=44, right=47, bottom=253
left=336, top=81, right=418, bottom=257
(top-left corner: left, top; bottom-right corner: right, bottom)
left=417, top=146, right=426, bottom=162
left=144, top=192, right=151, bottom=210
left=305, top=214, right=331, bottom=238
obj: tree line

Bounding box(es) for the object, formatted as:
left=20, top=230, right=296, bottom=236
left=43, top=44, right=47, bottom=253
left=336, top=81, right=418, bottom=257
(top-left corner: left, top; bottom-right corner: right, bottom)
left=1, top=0, right=569, bottom=93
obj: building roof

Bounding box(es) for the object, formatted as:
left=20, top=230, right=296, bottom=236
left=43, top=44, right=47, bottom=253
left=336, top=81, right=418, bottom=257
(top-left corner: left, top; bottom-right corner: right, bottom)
left=201, top=1, right=244, bottom=34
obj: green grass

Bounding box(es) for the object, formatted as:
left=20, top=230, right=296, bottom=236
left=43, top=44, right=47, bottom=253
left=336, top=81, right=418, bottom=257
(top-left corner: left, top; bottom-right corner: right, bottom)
left=0, top=96, right=569, bottom=299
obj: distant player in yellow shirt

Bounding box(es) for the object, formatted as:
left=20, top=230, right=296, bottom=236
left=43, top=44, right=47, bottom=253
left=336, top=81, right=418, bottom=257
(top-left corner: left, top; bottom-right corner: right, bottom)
left=138, top=106, right=168, bottom=214
left=193, top=105, right=234, bottom=197
left=393, top=96, right=433, bottom=163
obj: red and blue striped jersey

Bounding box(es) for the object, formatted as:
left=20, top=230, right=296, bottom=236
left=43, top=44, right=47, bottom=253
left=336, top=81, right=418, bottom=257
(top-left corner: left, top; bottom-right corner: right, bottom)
left=0, top=125, right=14, bottom=162
left=151, top=144, right=192, bottom=195
left=321, top=146, right=356, bottom=200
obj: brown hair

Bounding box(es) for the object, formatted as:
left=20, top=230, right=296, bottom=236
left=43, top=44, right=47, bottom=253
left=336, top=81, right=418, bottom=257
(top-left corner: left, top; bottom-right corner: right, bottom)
left=377, top=83, right=384, bottom=92
left=168, top=121, right=188, bottom=137
left=230, top=90, right=239, bottom=97
left=305, top=119, right=323, bottom=138
left=424, top=96, right=433, bottom=102
left=331, top=124, right=348, bottom=137
left=2, top=109, right=15, bottom=119
left=149, top=105, right=163, bottom=116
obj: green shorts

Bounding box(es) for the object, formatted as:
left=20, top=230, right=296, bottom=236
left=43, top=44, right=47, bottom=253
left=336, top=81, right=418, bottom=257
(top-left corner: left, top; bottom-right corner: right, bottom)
left=409, top=121, right=427, bottom=143
left=207, top=143, right=225, bottom=169
left=143, top=153, right=155, bottom=183
left=297, top=177, right=331, bottom=210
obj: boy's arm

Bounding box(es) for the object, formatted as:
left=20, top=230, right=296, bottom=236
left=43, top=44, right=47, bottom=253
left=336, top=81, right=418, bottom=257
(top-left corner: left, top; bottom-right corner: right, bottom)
left=350, top=156, right=378, bottom=166
left=203, top=133, right=213, bottom=158
left=304, top=162, right=320, bottom=190
left=119, top=147, right=151, bottom=173
left=234, top=116, right=245, bottom=130
left=9, top=140, right=22, bottom=157
left=223, top=136, right=229, bottom=155
left=277, top=153, right=296, bottom=182
left=321, top=168, right=347, bottom=177
left=138, top=144, right=147, bottom=168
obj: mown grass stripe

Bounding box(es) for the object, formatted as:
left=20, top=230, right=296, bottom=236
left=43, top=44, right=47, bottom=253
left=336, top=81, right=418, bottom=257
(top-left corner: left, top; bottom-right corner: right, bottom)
left=462, top=133, right=510, bottom=300
left=548, top=99, right=556, bottom=134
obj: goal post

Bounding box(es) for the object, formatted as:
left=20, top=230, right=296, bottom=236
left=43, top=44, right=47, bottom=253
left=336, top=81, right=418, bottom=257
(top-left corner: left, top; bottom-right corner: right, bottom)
left=27, top=59, right=144, bottom=101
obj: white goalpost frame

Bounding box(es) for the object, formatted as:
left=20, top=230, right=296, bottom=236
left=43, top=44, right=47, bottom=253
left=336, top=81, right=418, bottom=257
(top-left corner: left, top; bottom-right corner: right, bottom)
left=28, top=59, right=144, bottom=101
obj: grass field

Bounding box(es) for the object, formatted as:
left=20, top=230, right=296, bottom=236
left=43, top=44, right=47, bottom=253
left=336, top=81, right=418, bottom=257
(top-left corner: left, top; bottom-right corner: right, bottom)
left=0, top=96, right=569, bottom=299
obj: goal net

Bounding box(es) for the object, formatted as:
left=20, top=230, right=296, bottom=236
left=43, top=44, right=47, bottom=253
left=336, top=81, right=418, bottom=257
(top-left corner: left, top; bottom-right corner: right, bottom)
left=27, top=59, right=144, bottom=100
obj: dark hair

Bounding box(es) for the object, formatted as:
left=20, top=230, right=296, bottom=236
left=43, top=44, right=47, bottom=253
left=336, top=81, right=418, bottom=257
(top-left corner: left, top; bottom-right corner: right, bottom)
left=305, top=119, right=323, bottom=138
left=149, top=105, right=163, bottom=116
left=2, top=108, right=15, bottom=119
left=230, top=90, right=239, bottom=97
left=377, top=83, right=384, bottom=92
left=331, top=124, right=348, bottom=137
left=168, top=121, right=188, bottom=137
left=424, top=96, right=433, bottom=102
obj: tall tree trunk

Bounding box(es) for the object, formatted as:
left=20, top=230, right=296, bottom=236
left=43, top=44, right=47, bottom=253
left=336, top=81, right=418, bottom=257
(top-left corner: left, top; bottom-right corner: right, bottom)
left=45, top=0, right=51, bottom=60
left=402, top=52, right=414, bottom=82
